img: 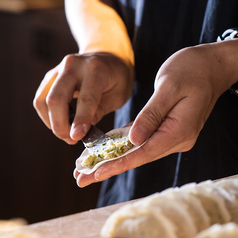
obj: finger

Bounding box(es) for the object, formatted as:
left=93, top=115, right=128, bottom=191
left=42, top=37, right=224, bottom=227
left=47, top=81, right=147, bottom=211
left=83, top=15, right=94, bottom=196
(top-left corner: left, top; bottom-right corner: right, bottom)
left=73, top=168, right=80, bottom=179
left=92, top=97, right=204, bottom=183
left=91, top=88, right=127, bottom=124
left=130, top=76, right=183, bottom=146
left=93, top=145, right=151, bottom=182
left=70, top=73, right=106, bottom=140
left=76, top=132, right=179, bottom=188
left=46, top=71, right=79, bottom=144
left=77, top=94, right=202, bottom=187
left=92, top=130, right=186, bottom=183
left=33, top=69, right=58, bottom=129
left=76, top=172, right=97, bottom=188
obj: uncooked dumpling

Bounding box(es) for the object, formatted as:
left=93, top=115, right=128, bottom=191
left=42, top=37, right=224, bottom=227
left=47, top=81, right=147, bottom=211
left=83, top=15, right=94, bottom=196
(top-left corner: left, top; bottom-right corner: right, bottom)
left=137, top=193, right=197, bottom=238
left=216, top=178, right=238, bottom=222
left=180, top=181, right=231, bottom=225
left=161, top=187, right=210, bottom=233
left=101, top=202, right=176, bottom=238
left=195, top=222, right=238, bottom=238
left=101, top=178, right=238, bottom=238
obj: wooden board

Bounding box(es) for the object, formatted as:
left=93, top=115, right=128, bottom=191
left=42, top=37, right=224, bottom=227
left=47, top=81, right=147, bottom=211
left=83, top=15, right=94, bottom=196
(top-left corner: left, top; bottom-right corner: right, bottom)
left=0, top=0, right=63, bottom=13
left=2, top=175, right=238, bottom=238
left=1, top=201, right=134, bottom=238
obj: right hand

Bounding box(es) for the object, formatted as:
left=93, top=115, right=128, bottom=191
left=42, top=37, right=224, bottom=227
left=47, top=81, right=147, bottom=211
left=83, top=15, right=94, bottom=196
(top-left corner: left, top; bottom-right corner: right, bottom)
left=33, top=52, right=134, bottom=144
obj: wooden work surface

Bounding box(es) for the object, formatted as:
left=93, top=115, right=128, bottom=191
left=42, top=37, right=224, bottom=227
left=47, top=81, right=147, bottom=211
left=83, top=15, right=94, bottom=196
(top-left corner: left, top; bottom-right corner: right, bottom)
left=0, top=0, right=63, bottom=12
left=2, top=175, right=238, bottom=238
left=1, top=201, right=134, bottom=238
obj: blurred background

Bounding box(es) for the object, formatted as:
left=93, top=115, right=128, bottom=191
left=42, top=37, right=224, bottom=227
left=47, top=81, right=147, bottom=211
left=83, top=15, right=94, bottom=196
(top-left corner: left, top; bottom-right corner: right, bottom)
left=0, top=0, right=114, bottom=224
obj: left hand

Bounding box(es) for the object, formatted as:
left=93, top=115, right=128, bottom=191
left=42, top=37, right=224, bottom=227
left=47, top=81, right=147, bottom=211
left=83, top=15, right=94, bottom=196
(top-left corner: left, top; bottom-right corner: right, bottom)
left=74, top=41, right=238, bottom=187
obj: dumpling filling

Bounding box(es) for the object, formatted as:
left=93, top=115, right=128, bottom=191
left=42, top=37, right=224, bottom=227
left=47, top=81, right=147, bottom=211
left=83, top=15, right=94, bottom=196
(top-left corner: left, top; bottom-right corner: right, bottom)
left=81, top=134, right=133, bottom=169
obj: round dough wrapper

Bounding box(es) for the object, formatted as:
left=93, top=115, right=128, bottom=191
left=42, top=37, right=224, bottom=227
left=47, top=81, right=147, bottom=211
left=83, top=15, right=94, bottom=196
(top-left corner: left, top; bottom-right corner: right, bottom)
left=101, top=202, right=176, bottom=238
left=76, top=126, right=145, bottom=175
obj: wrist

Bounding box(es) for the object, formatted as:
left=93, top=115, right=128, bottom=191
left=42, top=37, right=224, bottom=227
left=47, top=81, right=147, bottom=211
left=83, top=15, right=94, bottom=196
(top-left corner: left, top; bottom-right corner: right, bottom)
left=208, top=39, right=238, bottom=95
left=217, top=28, right=238, bottom=96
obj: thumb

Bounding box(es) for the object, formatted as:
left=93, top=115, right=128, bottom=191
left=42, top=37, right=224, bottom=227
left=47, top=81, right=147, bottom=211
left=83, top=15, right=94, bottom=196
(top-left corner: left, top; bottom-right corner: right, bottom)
left=129, top=89, right=179, bottom=146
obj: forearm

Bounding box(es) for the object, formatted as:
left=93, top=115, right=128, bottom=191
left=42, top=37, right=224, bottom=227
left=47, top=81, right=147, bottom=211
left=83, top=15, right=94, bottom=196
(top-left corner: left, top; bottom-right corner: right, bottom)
left=64, top=0, right=134, bottom=65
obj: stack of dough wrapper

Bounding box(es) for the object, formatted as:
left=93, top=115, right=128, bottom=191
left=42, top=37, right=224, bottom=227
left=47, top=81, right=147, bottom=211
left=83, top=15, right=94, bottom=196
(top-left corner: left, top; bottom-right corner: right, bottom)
left=101, top=177, right=238, bottom=238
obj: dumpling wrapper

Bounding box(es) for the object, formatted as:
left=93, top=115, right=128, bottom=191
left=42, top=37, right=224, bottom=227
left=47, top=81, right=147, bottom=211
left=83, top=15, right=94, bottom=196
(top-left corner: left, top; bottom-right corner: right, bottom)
left=161, top=187, right=210, bottom=233
left=195, top=223, right=238, bottom=238
left=138, top=193, right=197, bottom=238
left=101, top=202, right=177, bottom=238
left=216, top=178, right=238, bottom=222
left=75, top=126, right=146, bottom=175
left=180, top=181, right=231, bottom=225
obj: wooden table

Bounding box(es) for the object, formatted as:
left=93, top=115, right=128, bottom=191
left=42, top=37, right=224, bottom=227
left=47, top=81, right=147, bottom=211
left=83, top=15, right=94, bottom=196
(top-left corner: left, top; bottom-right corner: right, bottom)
left=2, top=175, right=238, bottom=238
left=0, top=0, right=63, bottom=13
left=1, top=201, right=133, bottom=238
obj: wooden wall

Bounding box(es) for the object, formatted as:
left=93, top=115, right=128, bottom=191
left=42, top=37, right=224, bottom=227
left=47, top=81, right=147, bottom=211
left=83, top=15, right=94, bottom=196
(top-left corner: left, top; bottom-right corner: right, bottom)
left=0, top=7, right=114, bottom=224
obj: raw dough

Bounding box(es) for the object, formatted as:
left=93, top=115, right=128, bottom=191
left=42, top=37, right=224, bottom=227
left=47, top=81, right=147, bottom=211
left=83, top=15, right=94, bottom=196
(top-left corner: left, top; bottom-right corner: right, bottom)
left=137, top=193, right=197, bottom=238
left=161, top=187, right=210, bottom=233
left=101, top=178, right=238, bottom=238
left=195, top=223, right=238, bottom=238
left=180, top=181, right=231, bottom=225
left=101, top=202, right=177, bottom=238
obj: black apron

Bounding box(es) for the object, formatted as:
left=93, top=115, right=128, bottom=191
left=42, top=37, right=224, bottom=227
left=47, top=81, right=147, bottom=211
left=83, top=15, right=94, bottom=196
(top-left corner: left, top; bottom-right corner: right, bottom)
left=97, top=0, right=238, bottom=207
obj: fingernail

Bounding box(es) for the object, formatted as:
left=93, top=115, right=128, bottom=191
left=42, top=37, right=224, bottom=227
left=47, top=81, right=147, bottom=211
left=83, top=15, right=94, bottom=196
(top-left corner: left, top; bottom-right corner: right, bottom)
left=70, top=123, right=88, bottom=140
left=130, top=125, right=148, bottom=146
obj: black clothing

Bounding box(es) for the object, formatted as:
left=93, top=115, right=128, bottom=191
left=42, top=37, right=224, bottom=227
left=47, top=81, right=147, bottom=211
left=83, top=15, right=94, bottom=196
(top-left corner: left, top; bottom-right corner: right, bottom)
left=97, top=0, right=238, bottom=207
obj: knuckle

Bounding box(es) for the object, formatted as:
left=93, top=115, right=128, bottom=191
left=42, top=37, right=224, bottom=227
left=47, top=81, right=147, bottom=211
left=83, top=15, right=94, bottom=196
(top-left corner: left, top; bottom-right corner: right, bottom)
left=60, top=54, right=79, bottom=75
left=87, top=56, right=108, bottom=74
left=51, top=122, right=68, bottom=139
left=78, top=93, right=98, bottom=106
left=46, top=91, right=66, bottom=108
left=44, top=68, right=55, bottom=80
left=33, top=95, right=43, bottom=111
left=46, top=93, right=58, bottom=108
left=63, top=54, right=77, bottom=66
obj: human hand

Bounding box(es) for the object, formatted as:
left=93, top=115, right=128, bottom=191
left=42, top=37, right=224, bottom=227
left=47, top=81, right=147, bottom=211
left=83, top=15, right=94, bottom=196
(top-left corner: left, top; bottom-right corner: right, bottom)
left=33, top=53, right=134, bottom=144
left=74, top=42, right=237, bottom=187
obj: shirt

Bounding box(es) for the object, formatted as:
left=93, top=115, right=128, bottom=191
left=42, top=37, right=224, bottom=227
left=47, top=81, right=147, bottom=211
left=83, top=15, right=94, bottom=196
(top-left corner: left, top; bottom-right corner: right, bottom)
left=97, top=0, right=238, bottom=207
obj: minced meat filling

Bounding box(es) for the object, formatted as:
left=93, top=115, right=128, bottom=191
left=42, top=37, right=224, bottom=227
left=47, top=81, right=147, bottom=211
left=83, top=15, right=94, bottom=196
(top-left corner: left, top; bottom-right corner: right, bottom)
left=81, top=134, right=133, bottom=169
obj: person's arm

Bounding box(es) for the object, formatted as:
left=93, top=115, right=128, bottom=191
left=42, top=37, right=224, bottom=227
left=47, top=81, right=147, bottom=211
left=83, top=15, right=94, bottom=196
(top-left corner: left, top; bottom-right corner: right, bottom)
left=75, top=39, right=238, bottom=187
left=65, top=0, right=134, bottom=66
left=130, top=39, right=238, bottom=146
left=33, top=0, right=134, bottom=144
